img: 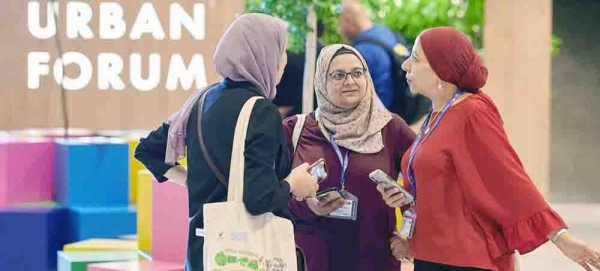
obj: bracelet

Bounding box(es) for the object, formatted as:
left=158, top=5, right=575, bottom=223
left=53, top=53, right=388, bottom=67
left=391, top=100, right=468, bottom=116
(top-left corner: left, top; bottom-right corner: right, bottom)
left=551, top=228, right=568, bottom=243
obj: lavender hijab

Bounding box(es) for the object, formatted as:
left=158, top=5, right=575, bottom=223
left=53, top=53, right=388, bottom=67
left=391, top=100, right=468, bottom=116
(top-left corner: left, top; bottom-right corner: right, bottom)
left=164, top=13, right=288, bottom=165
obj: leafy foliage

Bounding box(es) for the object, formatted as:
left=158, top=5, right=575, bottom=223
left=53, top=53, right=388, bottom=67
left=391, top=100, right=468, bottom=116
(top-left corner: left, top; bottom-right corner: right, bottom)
left=246, top=0, right=558, bottom=55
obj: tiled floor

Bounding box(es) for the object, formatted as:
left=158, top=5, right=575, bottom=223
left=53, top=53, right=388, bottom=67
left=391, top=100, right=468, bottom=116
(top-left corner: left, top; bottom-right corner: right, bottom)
left=401, top=203, right=600, bottom=271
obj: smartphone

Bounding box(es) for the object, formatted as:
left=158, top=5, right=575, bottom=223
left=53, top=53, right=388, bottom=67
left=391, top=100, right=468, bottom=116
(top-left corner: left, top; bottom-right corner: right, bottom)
left=316, top=187, right=344, bottom=202
left=308, top=158, right=328, bottom=183
left=369, top=169, right=414, bottom=205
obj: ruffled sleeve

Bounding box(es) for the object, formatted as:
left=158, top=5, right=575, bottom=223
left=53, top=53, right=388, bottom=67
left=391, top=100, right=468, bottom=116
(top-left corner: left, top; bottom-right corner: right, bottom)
left=455, top=99, right=567, bottom=259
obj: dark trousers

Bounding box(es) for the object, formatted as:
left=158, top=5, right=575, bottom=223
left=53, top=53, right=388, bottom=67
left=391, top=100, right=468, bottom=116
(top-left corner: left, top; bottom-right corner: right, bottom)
left=414, top=259, right=491, bottom=271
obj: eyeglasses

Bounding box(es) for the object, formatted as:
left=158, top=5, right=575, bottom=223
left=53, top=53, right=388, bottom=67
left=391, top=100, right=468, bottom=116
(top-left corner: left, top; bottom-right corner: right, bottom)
left=328, top=68, right=366, bottom=82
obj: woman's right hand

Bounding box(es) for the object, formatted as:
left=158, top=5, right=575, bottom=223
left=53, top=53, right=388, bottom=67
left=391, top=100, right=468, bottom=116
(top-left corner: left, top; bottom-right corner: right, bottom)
left=376, top=184, right=408, bottom=208
left=286, top=163, right=319, bottom=200
left=306, top=194, right=345, bottom=216
left=390, top=233, right=411, bottom=261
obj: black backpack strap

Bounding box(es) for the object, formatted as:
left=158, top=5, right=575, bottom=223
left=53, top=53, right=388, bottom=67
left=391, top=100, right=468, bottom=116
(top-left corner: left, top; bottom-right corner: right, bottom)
left=355, top=37, right=396, bottom=56
left=355, top=36, right=411, bottom=61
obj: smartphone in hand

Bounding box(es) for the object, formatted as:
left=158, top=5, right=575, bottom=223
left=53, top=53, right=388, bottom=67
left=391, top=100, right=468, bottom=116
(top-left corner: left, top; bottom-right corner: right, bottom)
left=369, top=169, right=414, bottom=205
left=316, top=187, right=344, bottom=202
left=308, top=158, right=328, bottom=183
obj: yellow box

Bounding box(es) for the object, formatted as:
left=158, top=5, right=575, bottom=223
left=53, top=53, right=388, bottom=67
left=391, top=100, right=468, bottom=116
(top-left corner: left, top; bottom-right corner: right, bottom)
left=128, top=139, right=187, bottom=204
left=396, top=177, right=405, bottom=232
left=137, top=170, right=153, bottom=253
left=63, top=239, right=138, bottom=251
left=178, top=155, right=188, bottom=167
left=128, top=139, right=144, bottom=204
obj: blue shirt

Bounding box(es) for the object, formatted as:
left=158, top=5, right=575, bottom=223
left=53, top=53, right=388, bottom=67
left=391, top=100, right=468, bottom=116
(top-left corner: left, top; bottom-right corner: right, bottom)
left=353, top=25, right=398, bottom=110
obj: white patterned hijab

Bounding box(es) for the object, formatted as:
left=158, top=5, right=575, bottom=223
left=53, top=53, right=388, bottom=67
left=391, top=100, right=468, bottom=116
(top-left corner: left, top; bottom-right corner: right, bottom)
left=315, top=44, right=392, bottom=154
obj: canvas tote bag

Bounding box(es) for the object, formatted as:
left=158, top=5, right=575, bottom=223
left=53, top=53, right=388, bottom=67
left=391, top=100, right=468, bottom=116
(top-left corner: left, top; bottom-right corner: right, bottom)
left=203, top=96, right=298, bottom=271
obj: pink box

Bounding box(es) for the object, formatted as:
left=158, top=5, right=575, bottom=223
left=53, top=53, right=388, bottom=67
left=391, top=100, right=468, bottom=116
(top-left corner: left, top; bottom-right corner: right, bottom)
left=87, top=260, right=184, bottom=271
left=0, top=138, right=54, bottom=206
left=152, top=179, right=188, bottom=263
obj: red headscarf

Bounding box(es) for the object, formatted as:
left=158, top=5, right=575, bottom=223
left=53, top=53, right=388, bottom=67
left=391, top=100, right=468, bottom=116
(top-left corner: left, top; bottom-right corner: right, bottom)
left=419, top=27, right=488, bottom=93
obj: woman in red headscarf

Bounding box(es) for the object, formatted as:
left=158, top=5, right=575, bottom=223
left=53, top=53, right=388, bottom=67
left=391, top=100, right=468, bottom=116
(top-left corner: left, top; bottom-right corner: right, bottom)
left=378, top=27, right=600, bottom=271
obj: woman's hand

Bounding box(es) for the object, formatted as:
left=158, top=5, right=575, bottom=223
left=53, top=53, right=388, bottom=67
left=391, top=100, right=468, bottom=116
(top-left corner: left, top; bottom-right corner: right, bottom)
left=306, top=194, right=345, bottom=216
left=554, top=231, right=600, bottom=270
left=164, top=165, right=188, bottom=187
left=376, top=184, right=408, bottom=208
left=285, top=163, right=319, bottom=200
left=390, top=233, right=411, bottom=261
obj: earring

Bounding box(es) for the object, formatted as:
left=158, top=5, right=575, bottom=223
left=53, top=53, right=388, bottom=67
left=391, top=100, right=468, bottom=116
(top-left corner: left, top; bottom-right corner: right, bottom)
left=438, top=82, right=443, bottom=90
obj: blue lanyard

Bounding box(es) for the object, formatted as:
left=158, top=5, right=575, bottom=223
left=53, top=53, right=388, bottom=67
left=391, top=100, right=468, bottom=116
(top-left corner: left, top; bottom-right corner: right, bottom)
left=406, top=89, right=463, bottom=200
left=329, top=136, right=349, bottom=191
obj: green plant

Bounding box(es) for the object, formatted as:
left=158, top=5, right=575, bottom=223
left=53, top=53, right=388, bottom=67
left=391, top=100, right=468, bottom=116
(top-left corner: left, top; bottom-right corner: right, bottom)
left=363, top=0, right=484, bottom=48
left=245, top=0, right=334, bottom=52
left=246, top=0, right=484, bottom=52
left=245, top=0, right=560, bottom=54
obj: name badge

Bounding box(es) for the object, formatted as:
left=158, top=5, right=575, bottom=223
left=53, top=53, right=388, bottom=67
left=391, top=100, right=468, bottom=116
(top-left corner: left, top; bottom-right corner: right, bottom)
left=399, top=207, right=416, bottom=238
left=327, top=190, right=358, bottom=220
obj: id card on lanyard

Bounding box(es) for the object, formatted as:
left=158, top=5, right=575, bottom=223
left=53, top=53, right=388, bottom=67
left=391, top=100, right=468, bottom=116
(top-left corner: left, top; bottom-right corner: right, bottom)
left=401, top=89, right=463, bottom=238
left=326, top=136, right=358, bottom=220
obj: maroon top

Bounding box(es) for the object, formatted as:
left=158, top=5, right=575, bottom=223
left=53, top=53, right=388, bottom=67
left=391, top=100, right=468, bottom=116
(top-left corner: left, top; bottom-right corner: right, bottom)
left=283, top=113, right=415, bottom=271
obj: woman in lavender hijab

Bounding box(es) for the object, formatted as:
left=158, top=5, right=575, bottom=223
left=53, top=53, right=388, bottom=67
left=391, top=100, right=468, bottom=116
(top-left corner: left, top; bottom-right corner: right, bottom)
left=135, top=13, right=318, bottom=271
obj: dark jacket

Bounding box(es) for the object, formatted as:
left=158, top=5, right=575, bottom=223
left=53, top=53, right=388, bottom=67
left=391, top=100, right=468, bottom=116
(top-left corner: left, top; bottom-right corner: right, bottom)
left=134, top=79, right=294, bottom=271
left=273, top=42, right=325, bottom=117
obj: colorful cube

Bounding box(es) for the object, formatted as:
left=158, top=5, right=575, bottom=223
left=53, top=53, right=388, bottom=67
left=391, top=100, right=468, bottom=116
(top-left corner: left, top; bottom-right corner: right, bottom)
left=95, top=130, right=150, bottom=205
left=57, top=251, right=140, bottom=271
left=87, top=260, right=184, bottom=271
left=63, top=239, right=138, bottom=252
left=70, top=207, right=136, bottom=242
left=136, top=170, right=153, bottom=253
left=0, top=138, right=54, bottom=206
left=152, top=176, right=188, bottom=263
left=0, top=206, right=69, bottom=271
left=128, top=139, right=145, bottom=204
left=54, top=137, right=129, bottom=207
left=117, top=234, right=137, bottom=240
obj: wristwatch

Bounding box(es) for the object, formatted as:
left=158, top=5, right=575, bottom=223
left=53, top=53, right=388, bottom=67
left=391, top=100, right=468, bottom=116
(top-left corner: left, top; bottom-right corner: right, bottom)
left=551, top=228, right=568, bottom=244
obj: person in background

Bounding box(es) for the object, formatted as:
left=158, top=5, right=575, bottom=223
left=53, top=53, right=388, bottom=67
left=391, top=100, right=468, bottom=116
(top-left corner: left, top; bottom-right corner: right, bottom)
left=283, top=44, right=416, bottom=271
left=134, top=14, right=318, bottom=271
left=337, top=0, right=401, bottom=110
left=378, top=26, right=600, bottom=271
left=274, top=20, right=326, bottom=118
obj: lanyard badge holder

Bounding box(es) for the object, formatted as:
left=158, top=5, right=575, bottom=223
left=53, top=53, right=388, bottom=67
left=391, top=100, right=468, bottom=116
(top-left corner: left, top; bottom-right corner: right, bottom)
left=400, top=89, right=463, bottom=239
left=326, top=137, right=358, bottom=221
left=398, top=171, right=417, bottom=238
left=400, top=203, right=417, bottom=238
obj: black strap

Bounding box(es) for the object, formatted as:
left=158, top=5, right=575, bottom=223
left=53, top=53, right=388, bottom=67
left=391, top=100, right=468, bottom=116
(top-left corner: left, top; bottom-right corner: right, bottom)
left=356, top=37, right=397, bottom=57
left=196, top=83, right=228, bottom=186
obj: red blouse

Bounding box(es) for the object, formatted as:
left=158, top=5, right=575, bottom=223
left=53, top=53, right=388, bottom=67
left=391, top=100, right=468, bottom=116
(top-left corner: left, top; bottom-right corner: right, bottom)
left=400, top=92, right=566, bottom=270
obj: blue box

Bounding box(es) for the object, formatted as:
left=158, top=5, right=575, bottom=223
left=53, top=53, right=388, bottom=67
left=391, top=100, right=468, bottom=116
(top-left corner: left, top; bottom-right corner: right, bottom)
left=0, top=206, right=69, bottom=271
left=70, top=206, right=136, bottom=242
left=54, top=138, right=129, bottom=207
